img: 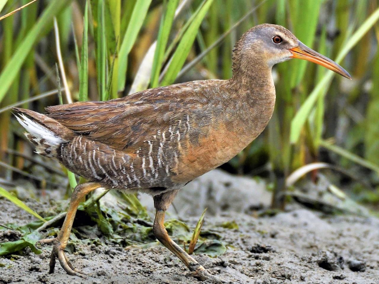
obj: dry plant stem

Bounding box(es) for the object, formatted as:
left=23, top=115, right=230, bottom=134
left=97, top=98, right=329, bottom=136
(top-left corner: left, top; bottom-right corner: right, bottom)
left=161, top=0, right=268, bottom=82
left=0, top=224, right=13, bottom=230
left=0, top=89, right=62, bottom=114
left=34, top=53, right=59, bottom=86
left=176, top=0, right=267, bottom=80
left=37, top=212, right=67, bottom=234
left=53, top=18, right=72, bottom=104
left=0, top=0, right=38, bottom=21
left=175, top=0, right=192, bottom=17
left=5, top=149, right=65, bottom=177
left=37, top=188, right=110, bottom=235
left=130, top=0, right=189, bottom=94
left=0, top=161, right=60, bottom=186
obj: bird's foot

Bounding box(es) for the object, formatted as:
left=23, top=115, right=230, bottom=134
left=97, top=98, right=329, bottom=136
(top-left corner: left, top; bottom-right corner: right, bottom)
left=190, top=264, right=225, bottom=283
left=38, top=238, right=86, bottom=277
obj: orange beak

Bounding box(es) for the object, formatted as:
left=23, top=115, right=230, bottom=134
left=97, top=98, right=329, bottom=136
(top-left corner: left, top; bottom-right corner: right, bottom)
left=290, top=41, right=351, bottom=79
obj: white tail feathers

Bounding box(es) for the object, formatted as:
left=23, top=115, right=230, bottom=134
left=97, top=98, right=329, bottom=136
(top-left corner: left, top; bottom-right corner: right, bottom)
left=15, top=112, right=67, bottom=157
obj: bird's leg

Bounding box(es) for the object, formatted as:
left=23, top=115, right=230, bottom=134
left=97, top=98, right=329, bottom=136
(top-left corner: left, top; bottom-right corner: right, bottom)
left=39, top=182, right=101, bottom=277
left=153, top=190, right=223, bottom=283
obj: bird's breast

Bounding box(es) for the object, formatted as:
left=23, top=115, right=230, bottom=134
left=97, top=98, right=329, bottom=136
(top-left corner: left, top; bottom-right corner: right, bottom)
left=171, top=91, right=276, bottom=184
left=171, top=121, right=244, bottom=183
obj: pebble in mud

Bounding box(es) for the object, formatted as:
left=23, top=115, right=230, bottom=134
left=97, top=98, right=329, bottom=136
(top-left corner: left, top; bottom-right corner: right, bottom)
left=333, top=274, right=347, bottom=280
left=28, top=264, right=41, bottom=272
left=0, top=275, right=12, bottom=284
left=271, top=269, right=292, bottom=280
left=348, top=259, right=366, bottom=272
left=317, top=251, right=344, bottom=271
left=36, top=274, right=49, bottom=283
left=0, top=230, right=22, bottom=242
left=250, top=243, right=275, bottom=254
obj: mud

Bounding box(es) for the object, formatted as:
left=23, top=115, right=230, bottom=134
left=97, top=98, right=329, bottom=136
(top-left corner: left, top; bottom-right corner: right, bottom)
left=1, top=172, right=379, bottom=284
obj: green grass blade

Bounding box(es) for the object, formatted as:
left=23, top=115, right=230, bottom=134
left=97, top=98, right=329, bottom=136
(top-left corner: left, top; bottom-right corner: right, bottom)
left=118, top=0, right=152, bottom=92
left=320, top=140, right=379, bottom=174
left=177, top=1, right=265, bottom=80
left=364, top=51, right=379, bottom=165
left=275, top=0, right=285, bottom=26
left=104, top=0, right=117, bottom=62
left=290, top=7, right=379, bottom=144
left=57, top=4, right=71, bottom=52
left=161, top=0, right=214, bottom=86
left=79, top=0, right=89, bottom=102
left=120, top=0, right=136, bottom=36
left=314, top=27, right=328, bottom=148
left=98, top=0, right=107, bottom=100
left=162, top=5, right=200, bottom=66
left=55, top=60, right=77, bottom=190
left=0, top=0, right=7, bottom=13
left=91, top=0, right=107, bottom=101
left=288, top=0, right=322, bottom=87
left=0, top=187, right=46, bottom=222
left=188, top=208, right=207, bottom=255
left=150, top=0, right=179, bottom=88
left=204, top=2, right=218, bottom=74
left=0, top=230, right=42, bottom=256
left=0, top=4, right=16, bottom=172
left=67, top=171, right=77, bottom=190
left=73, top=27, right=81, bottom=72
left=106, top=50, right=117, bottom=98
left=105, top=0, right=120, bottom=99
left=0, top=0, right=73, bottom=104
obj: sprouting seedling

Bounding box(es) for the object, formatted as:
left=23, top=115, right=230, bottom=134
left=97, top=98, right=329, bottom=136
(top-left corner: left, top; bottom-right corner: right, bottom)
left=188, top=208, right=207, bottom=255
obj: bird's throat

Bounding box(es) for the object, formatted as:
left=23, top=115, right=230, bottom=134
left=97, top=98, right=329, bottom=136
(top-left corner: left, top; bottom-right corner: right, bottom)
left=228, top=65, right=276, bottom=144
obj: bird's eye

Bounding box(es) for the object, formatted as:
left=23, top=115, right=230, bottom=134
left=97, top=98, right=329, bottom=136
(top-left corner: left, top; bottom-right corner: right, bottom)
left=272, top=36, right=283, bottom=44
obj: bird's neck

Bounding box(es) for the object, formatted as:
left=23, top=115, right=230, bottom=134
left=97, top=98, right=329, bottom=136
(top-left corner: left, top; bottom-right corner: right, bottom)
left=230, top=65, right=274, bottom=99
left=226, top=57, right=276, bottom=144
left=230, top=41, right=275, bottom=100
left=229, top=51, right=276, bottom=109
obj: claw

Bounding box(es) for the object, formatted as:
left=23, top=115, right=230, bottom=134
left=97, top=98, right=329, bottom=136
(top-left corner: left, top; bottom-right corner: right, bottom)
left=56, top=249, right=86, bottom=277
left=44, top=241, right=86, bottom=277
left=48, top=249, right=56, bottom=274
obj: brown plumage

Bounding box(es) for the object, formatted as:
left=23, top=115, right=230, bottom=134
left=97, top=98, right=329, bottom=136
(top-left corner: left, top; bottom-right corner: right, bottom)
left=14, top=24, right=351, bottom=282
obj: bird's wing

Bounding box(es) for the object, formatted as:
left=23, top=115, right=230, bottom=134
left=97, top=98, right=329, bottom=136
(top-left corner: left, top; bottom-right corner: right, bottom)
left=46, top=83, right=210, bottom=152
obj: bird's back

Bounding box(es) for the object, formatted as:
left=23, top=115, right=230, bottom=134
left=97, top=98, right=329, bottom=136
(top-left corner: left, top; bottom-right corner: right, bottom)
left=15, top=79, right=255, bottom=194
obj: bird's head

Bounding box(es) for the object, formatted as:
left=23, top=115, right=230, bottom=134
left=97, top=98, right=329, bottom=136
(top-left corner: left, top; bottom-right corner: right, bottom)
left=233, top=24, right=351, bottom=79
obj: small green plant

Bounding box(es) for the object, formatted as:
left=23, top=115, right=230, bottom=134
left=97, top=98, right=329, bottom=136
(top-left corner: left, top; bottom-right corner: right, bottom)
left=188, top=208, right=207, bottom=254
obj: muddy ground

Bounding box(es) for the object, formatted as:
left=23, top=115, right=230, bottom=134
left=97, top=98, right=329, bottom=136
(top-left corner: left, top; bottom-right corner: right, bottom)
left=1, top=170, right=378, bottom=284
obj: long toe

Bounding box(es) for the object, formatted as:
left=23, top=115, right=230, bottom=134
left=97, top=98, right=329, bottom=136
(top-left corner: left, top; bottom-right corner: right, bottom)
left=63, top=253, right=75, bottom=271
left=48, top=243, right=86, bottom=277
left=57, top=249, right=86, bottom=277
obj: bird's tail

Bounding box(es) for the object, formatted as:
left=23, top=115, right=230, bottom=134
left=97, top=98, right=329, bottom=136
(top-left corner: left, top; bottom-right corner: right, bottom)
left=13, top=108, right=75, bottom=158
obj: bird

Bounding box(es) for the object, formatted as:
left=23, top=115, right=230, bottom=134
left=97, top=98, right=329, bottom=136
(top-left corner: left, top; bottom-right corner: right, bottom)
left=13, top=24, right=351, bottom=282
